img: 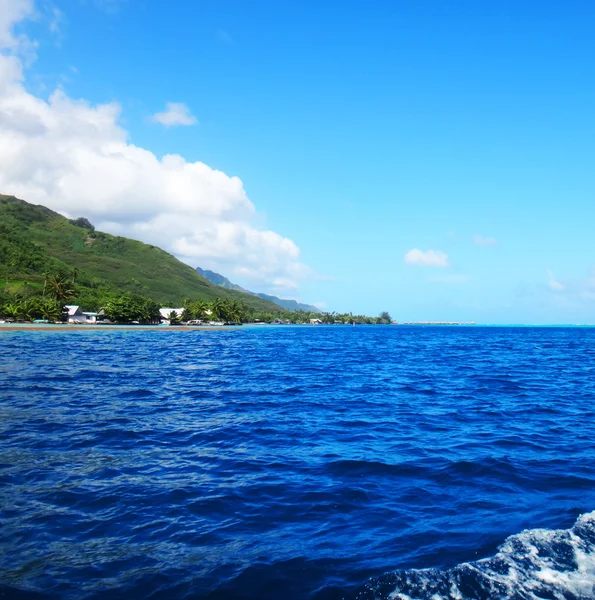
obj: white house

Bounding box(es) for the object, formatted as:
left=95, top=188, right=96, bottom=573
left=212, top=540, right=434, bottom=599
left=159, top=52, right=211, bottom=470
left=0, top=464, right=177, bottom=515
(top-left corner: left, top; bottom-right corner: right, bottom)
left=64, top=305, right=100, bottom=324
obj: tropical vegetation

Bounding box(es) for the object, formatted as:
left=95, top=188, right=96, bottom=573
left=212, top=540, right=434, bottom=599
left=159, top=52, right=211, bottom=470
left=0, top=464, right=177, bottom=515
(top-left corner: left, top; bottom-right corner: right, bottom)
left=0, top=194, right=284, bottom=312
left=0, top=277, right=393, bottom=325
left=0, top=194, right=394, bottom=325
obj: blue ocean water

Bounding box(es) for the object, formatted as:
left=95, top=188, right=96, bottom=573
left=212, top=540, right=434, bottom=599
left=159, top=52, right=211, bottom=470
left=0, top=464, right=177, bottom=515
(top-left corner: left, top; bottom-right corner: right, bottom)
left=1, top=326, right=595, bottom=600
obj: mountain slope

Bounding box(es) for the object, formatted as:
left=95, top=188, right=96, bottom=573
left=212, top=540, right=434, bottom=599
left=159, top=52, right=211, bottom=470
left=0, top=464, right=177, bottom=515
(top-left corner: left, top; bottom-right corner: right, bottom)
left=195, top=266, right=321, bottom=313
left=253, top=293, right=320, bottom=313
left=0, top=194, right=283, bottom=312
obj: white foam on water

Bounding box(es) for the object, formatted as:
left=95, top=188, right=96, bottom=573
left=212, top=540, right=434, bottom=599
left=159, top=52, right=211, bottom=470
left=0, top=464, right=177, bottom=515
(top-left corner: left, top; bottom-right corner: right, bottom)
left=361, top=511, right=595, bottom=599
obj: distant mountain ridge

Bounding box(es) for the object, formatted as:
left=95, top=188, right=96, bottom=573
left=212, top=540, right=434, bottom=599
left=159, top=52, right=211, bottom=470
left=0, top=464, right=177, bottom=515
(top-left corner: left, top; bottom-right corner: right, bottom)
left=195, top=267, right=250, bottom=293
left=196, top=267, right=321, bottom=313
left=253, top=293, right=321, bottom=313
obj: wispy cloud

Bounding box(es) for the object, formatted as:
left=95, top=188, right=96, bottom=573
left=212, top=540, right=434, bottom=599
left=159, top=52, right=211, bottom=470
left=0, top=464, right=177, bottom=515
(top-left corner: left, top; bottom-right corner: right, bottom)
left=48, top=6, right=64, bottom=36
left=547, top=269, right=565, bottom=292
left=152, top=102, right=197, bottom=127
left=404, top=248, right=449, bottom=268
left=473, top=235, right=497, bottom=247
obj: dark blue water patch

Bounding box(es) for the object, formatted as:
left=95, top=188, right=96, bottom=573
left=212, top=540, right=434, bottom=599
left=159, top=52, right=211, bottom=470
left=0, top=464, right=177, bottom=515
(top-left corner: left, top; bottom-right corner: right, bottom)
left=1, top=326, right=595, bottom=599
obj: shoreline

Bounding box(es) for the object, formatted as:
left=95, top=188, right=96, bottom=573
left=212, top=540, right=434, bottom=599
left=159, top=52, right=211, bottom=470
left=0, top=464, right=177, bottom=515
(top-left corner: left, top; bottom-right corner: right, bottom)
left=1, top=323, right=594, bottom=332
left=0, top=324, right=234, bottom=332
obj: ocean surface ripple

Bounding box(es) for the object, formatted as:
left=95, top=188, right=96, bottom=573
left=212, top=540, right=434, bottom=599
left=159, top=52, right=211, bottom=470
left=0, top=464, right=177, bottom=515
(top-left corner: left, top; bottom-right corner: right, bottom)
left=1, top=326, right=595, bottom=599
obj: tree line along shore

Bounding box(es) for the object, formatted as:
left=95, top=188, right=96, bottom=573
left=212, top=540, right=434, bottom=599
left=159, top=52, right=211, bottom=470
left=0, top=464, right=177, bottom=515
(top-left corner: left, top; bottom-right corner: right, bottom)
left=1, top=272, right=393, bottom=325
left=1, top=195, right=395, bottom=326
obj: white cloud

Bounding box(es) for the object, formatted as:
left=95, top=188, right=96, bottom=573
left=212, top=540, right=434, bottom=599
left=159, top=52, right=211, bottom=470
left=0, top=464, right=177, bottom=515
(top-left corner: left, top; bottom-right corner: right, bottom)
left=0, top=8, right=309, bottom=293
left=152, top=102, right=197, bottom=127
left=547, top=270, right=565, bottom=292
left=473, top=235, right=497, bottom=247
left=404, top=248, right=449, bottom=268
left=0, top=0, right=36, bottom=60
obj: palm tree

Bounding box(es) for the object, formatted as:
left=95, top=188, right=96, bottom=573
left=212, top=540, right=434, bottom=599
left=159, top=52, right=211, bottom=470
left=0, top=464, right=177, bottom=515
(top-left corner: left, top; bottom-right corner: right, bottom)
left=227, top=299, right=248, bottom=323
left=211, top=297, right=225, bottom=321
left=46, top=274, right=75, bottom=302
left=227, top=300, right=239, bottom=322
left=143, top=299, right=161, bottom=324
left=321, top=311, right=336, bottom=324
left=192, top=300, right=209, bottom=320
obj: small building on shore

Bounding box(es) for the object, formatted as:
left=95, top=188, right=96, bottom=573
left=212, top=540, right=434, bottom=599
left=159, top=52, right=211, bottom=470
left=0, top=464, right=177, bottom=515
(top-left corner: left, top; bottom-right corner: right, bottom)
left=64, top=305, right=100, bottom=324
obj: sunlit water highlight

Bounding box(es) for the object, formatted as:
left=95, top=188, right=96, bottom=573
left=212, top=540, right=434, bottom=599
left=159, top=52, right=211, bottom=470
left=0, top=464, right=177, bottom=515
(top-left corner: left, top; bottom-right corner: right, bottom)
left=1, top=326, right=594, bottom=599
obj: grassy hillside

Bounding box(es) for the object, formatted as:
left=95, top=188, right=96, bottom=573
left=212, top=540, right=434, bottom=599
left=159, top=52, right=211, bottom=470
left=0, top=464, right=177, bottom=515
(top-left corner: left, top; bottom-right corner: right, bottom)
left=0, top=194, right=282, bottom=312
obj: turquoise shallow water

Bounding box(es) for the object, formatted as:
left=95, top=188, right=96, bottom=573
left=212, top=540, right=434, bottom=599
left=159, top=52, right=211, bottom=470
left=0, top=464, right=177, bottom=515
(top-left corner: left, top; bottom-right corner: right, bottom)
left=1, top=326, right=595, bottom=599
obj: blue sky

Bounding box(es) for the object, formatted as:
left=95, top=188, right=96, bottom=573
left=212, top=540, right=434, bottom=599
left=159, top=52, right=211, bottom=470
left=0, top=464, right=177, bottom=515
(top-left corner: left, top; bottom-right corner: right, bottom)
left=4, top=0, right=595, bottom=322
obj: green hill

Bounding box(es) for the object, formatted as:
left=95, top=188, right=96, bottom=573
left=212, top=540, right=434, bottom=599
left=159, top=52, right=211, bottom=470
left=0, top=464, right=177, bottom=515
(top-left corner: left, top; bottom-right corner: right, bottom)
left=0, top=194, right=283, bottom=312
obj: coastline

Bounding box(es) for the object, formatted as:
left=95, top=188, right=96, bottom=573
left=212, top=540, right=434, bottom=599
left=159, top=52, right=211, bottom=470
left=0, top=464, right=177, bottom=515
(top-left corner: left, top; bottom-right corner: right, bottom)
left=0, top=324, right=235, bottom=332
left=1, top=323, right=594, bottom=332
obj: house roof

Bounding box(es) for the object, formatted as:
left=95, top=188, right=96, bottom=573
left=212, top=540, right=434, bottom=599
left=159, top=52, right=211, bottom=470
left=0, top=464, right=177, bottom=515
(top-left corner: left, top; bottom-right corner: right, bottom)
left=64, top=305, right=81, bottom=316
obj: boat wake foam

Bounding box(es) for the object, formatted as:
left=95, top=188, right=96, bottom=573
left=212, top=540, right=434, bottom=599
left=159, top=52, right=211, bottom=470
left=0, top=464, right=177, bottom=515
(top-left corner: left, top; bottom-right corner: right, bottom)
left=356, top=511, right=595, bottom=599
